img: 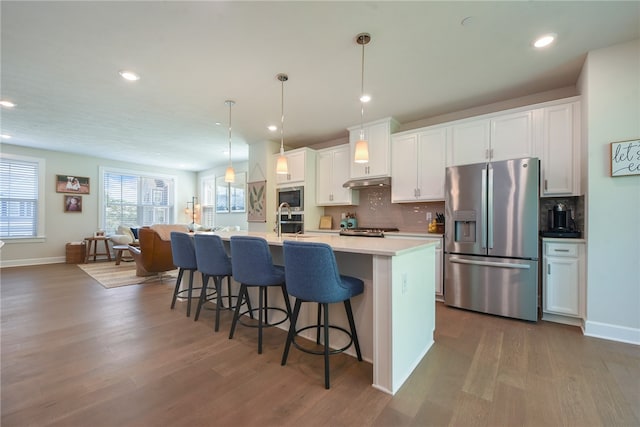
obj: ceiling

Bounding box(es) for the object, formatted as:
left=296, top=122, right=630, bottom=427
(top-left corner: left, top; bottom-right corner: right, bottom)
left=1, top=1, right=638, bottom=172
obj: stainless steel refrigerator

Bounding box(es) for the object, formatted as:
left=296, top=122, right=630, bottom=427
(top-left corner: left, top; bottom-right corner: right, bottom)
left=444, top=157, right=539, bottom=321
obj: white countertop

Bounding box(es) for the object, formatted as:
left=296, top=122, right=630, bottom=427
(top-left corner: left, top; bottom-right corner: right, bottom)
left=207, top=230, right=437, bottom=257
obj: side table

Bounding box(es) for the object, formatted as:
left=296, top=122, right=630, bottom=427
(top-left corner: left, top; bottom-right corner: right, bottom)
left=84, top=236, right=112, bottom=262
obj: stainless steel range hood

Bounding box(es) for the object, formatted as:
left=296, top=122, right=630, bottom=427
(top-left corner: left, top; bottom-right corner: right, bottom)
left=342, top=176, right=391, bottom=189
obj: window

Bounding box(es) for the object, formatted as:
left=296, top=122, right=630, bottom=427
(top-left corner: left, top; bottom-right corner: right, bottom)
left=200, top=175, right=216, bottom=228
left=100, top=167, right=175, bottom=233
left=0, top=154, right=45, bottom=239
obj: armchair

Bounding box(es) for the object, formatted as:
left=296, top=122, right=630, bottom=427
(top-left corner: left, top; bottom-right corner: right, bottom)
left=128, top=224, right=189, bottom=277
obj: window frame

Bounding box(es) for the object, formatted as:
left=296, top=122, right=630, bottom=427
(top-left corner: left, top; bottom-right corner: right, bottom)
left=99, top=166, right=177, bottom=232
left=0, top=153, right=46, bottom=242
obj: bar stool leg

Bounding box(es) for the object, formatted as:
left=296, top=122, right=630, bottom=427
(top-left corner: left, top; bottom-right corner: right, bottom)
left=194, top=273, right=209, bottom=321
left=186, top=270, right=194, bottom=317
left=229, top=284, right=247, bottom=340
left=281, top=299, right=302, bottom=365
left=323, top=302, right=330, bottom=389
left=344, top=300, right=363, bottom=361
left=258, top=287, right=264, bottom=354
left=171, top=269, right=185, bottom=309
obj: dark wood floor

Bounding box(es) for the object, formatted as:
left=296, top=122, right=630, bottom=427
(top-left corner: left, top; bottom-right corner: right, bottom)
left=1, top=263, right=638, bottom=427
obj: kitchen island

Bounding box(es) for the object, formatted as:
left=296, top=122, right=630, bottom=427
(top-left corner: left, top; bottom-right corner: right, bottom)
left=210, top=231, right=437, bottom=395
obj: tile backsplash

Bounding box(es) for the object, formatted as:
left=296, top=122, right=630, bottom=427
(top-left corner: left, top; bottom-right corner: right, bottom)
left=321, top=187, right=584, bottom=234
left=322, top=187, right=444, bottom=232
left=539, top=196, right=584, bottom=232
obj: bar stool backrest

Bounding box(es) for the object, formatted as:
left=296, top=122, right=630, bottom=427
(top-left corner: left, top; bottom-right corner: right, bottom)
left=230, top=236, right=281, bottom=286
left=170, top=231, right=197, bottom=270
left=283, top=241, right=352, bottom=304
left=193, top=234, right=231, bottom=277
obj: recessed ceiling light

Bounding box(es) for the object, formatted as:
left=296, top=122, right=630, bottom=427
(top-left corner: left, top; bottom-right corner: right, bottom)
left=215, top=122, right=222, bottom=126
left=1, top=134, right=12, bottom=139
left=119, top=70, right=140, bottom=81
left=360, top=94, right=371, bottom=103
left=533, top=33, right=556, bottom=49
left=268, top=125, right=278, bottom=132
left=0, top=100, right=16, bottom=108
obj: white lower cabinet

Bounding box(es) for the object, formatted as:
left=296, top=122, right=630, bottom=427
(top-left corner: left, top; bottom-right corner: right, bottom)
left=542, top=239, right=585, bottom=326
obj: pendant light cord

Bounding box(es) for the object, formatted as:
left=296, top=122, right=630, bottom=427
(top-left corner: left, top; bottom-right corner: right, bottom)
left=228, top=101, right=233, bottom=166
left=280, top=77, right=285, bottom=154
left=359, top=35, right=367, bottom=138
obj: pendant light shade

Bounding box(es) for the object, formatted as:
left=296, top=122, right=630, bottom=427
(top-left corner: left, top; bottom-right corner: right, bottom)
left=224, top=100, right=235, bottom=183
left=276, top=73, right=289, bottom=175
left=355, top=32, right=371, bottom=164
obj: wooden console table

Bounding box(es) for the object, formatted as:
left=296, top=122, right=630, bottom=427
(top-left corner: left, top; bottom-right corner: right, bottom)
left=84, top=236, right=112, bottom=262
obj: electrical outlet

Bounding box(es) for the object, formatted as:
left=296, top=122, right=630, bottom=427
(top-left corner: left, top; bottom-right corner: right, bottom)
left=426, top=212, right=432, bottom=221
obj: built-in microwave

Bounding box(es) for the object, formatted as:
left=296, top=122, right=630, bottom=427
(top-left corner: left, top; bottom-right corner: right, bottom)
left=277, top=186, right=303, bottom=212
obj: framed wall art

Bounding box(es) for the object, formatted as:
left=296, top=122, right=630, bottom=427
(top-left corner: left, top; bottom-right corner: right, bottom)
left=610, top=139, right=640, bottom=177
left=64, top=195, right=83, bottom=213
left=247, top=180, right=266, bottom=222
left=56, top=174, right=90, bottom=194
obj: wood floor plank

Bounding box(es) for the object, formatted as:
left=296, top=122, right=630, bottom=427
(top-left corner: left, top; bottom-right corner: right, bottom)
left=2, top=264, right=639, bottom=427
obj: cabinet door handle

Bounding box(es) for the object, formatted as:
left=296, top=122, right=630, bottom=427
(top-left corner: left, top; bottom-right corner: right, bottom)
left=544, top=179, right=548, bottom=191
left=554, top=249, right=570, bottom=253
left=548, top=264, right=551, bottom=275
left=485, top=149, right=489, bottom=159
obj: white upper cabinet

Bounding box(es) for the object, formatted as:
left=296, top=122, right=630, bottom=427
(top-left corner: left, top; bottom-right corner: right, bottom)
left=275, top=149, right=307, bottom=186
left=490, top=110, right=534, bottom=162
left=392, top=127, right=446, bottom=202
left=348, top=117, right=399, bottom=179
left=316, top=145, right=359, bottom=206
left=447, top=119, right=490, bottom=166
left=447, top=110, right=534, bottom=166
left=538, top=101, right=581, bottom=196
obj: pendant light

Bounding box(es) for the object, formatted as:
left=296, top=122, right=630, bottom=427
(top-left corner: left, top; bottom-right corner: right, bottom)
left=224, top=100, right=236, bottom=183
left=354, top=32, right=371, bottom=164
left=275, top=73, right=289, bottom=175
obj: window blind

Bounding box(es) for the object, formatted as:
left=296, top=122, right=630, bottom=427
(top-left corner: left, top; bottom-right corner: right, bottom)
left=0, top=157, right=39, bottom=237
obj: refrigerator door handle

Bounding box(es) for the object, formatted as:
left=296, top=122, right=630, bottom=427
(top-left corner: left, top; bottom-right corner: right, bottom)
left=449, top=256, right=531, bottom=270
left=481, top=168, right=487, bottom=249
left=487, top=166, right=494, bottom=249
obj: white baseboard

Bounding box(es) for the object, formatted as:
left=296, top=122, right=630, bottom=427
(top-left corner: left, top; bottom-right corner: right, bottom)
left=0, top=257, right=65, bottom=268
left=584, top=320, right=640, bottom=345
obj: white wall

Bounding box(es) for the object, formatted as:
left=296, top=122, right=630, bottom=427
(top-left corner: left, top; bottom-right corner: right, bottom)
left=579, top=39, right=640, bottom=344
left=1, top=144, right=197, bottom=266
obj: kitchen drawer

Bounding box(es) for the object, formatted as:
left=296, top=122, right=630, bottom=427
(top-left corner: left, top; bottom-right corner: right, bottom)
left=545, top=242, right=578, bottom=257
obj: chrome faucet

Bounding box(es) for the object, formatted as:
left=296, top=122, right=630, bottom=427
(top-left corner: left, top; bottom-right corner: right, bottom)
left=276, top=202, right=292, bottom=237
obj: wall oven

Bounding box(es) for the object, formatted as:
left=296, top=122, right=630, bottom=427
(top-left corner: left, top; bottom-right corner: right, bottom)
left=279, top=213, right=304, bottom=234
left=276, top=186, right=303, bottom=212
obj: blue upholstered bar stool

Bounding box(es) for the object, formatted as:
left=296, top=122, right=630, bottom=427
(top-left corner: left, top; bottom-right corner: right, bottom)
left=170, top=231, right=203, bottom=317
left=281, top=240, right=363, bottom=389
left=193, top=234, right=250, bottom=331
left=229, top=236, right=292, bottom=354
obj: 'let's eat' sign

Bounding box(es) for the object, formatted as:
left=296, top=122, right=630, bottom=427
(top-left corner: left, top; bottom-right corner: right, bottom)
left=610, top=139, right=640, bottom=177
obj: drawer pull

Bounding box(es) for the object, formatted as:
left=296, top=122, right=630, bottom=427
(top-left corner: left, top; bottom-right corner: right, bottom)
left=554, top=249, right=570, bottom=252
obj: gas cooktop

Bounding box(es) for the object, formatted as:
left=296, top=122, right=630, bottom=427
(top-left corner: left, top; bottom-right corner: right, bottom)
left=339, top=227, right=399, bottom=238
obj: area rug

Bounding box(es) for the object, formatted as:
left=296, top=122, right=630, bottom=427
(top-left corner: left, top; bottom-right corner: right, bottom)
left=77, top=262, right=177, bottom=289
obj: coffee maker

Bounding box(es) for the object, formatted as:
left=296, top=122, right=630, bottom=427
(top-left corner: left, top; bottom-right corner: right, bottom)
left=548, top=203, right=571, bottom=231
left=543, top=203, right=581, bottom=237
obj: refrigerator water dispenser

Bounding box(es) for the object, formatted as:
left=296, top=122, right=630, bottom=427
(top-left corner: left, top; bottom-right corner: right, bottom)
left=453, top=210, right=477, bottom=243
